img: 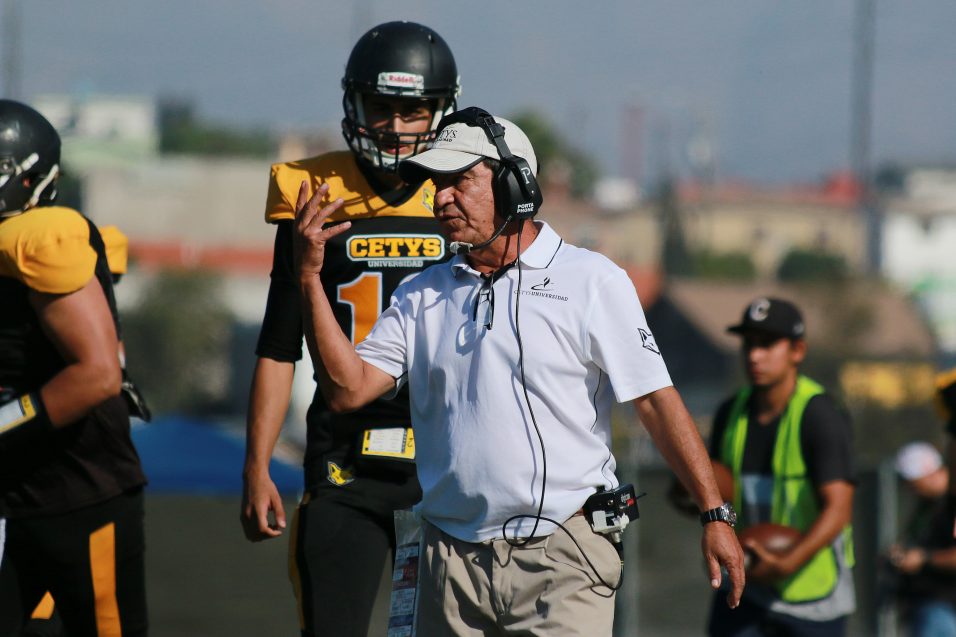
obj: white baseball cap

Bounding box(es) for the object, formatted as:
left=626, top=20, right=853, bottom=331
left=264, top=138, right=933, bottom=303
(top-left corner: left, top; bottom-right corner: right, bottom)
left=398, top=112, right=537, bottom=183
left=895, top=441, right=943, bottom=481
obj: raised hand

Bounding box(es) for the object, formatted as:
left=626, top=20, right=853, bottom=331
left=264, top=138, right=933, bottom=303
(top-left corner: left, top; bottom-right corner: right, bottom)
left=293, top=180, right=348, bottom=283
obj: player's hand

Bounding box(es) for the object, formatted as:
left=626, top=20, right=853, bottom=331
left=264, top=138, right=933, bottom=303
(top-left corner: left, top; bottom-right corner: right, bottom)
left=293, top=180, right=348, bottom=283
left=240, top=471, right=287, bottom=542
left=743, top=538, right=799, bottom=583
left=703, top=522, right=746, bottom=608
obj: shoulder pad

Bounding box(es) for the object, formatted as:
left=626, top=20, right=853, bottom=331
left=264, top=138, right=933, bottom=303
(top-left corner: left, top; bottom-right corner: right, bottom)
left=99, top=225, right=129, bottom=276
left=0, top=206, right=97, bottom=293
left=263, top=151, right=436, bottom=224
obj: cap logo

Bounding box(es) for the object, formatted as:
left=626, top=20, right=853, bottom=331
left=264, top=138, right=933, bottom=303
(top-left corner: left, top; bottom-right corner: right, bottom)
left=436, top=128, right=457, bottom=143
left=377, top=72, right=425, bottom=91
left=748, top=298, right=771, bottom=322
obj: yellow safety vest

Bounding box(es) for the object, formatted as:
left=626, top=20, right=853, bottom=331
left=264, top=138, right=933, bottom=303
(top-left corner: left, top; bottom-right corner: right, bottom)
left=720, top=375, right=854, bottom=602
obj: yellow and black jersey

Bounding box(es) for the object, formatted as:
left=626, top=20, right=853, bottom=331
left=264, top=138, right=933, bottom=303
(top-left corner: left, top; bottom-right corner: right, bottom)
left=0, top=206, right=145, bottom=518
left=257, top=151, right=445, bottom=496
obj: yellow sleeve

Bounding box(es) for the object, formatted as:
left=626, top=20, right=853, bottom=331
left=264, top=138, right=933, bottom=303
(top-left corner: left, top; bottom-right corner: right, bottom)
left=99, top=225, right=129, bottom=276
left=0, top=207, right=97, bottom=294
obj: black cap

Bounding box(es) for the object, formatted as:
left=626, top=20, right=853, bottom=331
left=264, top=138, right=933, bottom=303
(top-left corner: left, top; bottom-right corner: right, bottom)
left=727, top=297, right=805, bottom=339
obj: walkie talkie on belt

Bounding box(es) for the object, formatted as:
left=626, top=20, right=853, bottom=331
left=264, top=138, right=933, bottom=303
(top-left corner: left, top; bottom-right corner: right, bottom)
left=582, top=484, right=642, bottom=547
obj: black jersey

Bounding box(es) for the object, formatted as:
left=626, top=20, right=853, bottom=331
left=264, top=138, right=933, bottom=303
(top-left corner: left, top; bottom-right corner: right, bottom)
left=257, top=151, right=446, bottom=494
left=0, top=207, right=146, bottom=518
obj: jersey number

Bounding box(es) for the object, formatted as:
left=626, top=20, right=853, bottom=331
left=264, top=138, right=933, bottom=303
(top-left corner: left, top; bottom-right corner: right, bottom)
left=337, top=272, right=383, bottom=344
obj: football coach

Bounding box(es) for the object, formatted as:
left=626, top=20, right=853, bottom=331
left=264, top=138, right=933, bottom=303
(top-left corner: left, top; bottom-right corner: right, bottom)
left=293, top=106, right=744, bottom=636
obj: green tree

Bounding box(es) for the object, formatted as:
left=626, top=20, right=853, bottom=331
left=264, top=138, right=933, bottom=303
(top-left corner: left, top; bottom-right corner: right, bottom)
left=121, top=270, right=235, bottom=415
left=509, top=110, right=599, bottom=198
left=692, top=250, right=756, bottom=281
left=158, top=98, right=275, bottom=158
left=776, top=249, right=848, bottom=282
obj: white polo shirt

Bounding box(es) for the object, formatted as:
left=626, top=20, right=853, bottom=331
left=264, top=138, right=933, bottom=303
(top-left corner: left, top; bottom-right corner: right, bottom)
left=356, top=221, right=672, bottom=542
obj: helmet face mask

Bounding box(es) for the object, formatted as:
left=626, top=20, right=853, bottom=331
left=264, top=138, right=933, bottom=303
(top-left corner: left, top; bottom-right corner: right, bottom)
left=341, top=22, right=460, bottom=176
left=0, top=100, right=61, bottom=218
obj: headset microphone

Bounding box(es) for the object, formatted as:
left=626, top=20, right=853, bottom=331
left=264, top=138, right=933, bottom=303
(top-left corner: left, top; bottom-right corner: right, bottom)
left=448, top=215, right=513, bottom=255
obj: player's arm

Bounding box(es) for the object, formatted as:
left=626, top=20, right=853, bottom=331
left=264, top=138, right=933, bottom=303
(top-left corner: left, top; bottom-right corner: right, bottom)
left=241, top=218, right=301, bottom=541
left=890, top=544, right=956, bottom=573
left=34, top=278, right=122, bottom=423
left=295, top=181, right=394, bottom=411
left=1, top=279, right=121, bottom=442
left=241, top=356, right=294, bottom=541
left=635, top=386, right=745, bottom=608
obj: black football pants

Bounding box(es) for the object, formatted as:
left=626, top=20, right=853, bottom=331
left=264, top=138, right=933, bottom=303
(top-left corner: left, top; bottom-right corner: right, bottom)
left=290, top=488, right=397, bottom=637
left=0, top=489, right=147, bottom=637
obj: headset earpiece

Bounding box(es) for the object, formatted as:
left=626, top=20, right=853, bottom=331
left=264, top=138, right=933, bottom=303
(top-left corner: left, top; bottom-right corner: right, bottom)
left=497, top=156, right=541, bottom=220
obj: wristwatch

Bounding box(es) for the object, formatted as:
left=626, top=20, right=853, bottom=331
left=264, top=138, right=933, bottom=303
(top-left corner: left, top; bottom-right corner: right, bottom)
left=700, top=502, right=737, bottom=528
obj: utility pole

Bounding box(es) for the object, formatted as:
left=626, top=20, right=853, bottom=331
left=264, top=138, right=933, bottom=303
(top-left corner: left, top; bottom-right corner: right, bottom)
left=851, top=0, right=879, bottom=275
left=2, top=0, right=23, bottom=99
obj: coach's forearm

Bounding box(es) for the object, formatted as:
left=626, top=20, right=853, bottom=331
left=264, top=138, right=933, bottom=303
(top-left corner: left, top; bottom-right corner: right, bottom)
left=300, top=276, right=388, bottom=412
left=636, top=387, right=724, bottom=512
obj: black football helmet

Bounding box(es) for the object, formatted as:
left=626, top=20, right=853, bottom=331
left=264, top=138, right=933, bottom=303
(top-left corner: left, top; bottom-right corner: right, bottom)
left=341, top=21, right=460, bottom=174
left=0, top=99, right=61, bottom=218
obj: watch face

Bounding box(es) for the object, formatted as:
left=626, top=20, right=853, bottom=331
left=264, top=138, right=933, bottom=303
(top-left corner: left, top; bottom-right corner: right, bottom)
left=721, top=504, right=737, bottom=527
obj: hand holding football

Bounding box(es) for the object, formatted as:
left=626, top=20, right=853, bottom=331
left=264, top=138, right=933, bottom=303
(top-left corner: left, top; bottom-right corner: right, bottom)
left=737, top=523, right=802, bottom=570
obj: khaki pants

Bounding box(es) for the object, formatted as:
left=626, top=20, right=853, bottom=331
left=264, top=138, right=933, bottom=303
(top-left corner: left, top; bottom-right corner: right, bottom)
left=416, top=515, right=620, bottom=636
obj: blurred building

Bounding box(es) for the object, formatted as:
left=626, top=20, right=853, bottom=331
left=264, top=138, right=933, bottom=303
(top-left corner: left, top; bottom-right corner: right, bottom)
left=644, top=278, right=936, bottom=418
left=31, top=93, right=318, bottom=443
left=881, top=166, right=956, bottom=358
left=33, top=93, right=159, bottom=165
left=544, top=171, right=865, bottom=279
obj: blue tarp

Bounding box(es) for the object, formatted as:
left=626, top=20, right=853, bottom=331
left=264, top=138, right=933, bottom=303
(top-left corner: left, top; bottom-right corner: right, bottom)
left=131, top=416, right=303, bottom=495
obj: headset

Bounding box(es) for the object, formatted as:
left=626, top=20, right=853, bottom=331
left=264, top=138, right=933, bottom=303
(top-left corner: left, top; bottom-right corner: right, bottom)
left=435, top=106, right=543, bottom=221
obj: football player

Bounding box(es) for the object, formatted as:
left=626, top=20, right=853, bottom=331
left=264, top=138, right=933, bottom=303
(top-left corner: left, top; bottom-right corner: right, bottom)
left=239, top=21, right=460, bottom=637
left=0, top=99, right=148, bottom=636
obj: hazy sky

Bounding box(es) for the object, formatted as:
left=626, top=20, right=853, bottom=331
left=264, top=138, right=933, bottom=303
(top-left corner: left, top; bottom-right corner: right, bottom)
left=16, top=0, right=956, bottom=185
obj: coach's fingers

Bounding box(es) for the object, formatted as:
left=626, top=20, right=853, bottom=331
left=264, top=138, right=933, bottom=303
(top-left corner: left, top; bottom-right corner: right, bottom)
left=297, top=185, right=347, bottom=234
left=702, top=523, right=744, bottom=608
left=295, top=181, right=332, bottom=229
left=294, top=179, right=310, bottom=215
left=724, top=549, right=745, bottom=608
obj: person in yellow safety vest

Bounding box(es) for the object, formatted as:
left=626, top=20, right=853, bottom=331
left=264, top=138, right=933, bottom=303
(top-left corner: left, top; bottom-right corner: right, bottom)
left=707, top=297, right=856, bottom=637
